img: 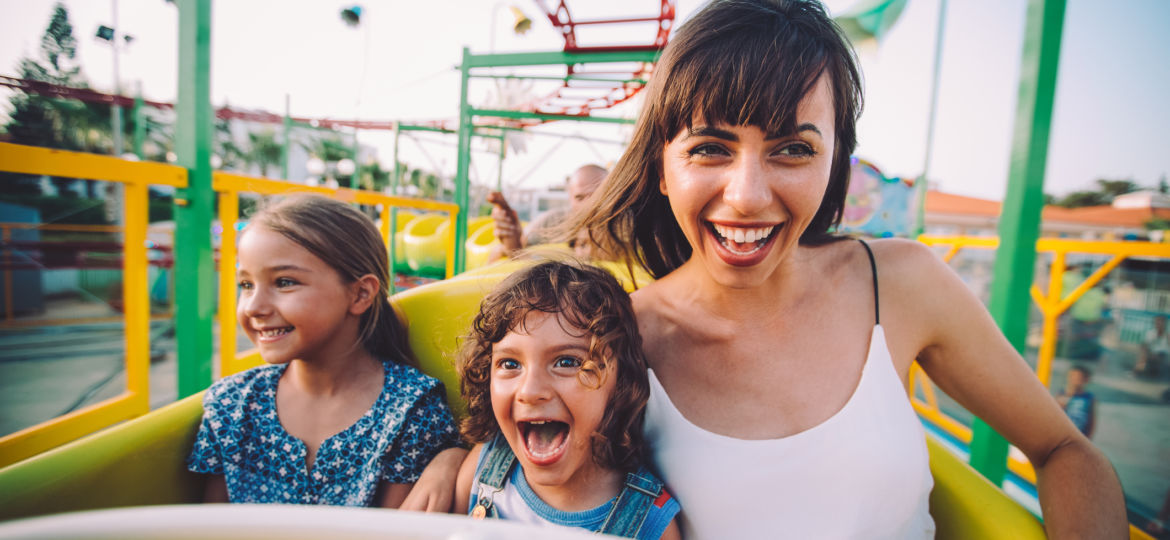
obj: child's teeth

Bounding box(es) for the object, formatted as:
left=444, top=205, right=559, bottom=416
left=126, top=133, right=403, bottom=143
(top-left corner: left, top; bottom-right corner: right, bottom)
left=734, top=229, right=745, bottom=243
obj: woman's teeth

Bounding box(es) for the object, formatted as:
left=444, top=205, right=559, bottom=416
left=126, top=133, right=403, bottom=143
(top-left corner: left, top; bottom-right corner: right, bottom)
left=711, top=224, right=776, bottom=253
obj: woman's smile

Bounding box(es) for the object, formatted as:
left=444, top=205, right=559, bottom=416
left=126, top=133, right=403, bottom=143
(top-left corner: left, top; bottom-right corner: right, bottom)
left=659, top=77, right=836, bottom=287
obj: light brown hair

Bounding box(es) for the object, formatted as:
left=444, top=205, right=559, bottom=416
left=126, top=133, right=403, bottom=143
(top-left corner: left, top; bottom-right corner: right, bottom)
left=457, top=260, right=650, bottom=472
left=246, top=194, right=415, bottom=366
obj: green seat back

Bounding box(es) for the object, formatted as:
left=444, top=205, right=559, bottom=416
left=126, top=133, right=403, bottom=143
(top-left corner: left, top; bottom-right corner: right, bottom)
left=0, top=260, right=1047, bottom=538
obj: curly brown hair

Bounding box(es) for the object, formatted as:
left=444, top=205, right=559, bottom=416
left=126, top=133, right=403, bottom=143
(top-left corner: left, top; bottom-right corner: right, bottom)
left=457, top=260, right=650, bottom=472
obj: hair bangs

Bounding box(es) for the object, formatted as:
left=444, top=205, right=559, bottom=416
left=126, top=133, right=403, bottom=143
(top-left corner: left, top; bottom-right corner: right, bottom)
left=655, top=4, right=830, bottom=141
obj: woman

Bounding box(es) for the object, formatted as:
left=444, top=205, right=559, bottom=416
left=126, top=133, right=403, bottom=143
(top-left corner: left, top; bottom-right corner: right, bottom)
left=562, top=0, right=1125, bottom=537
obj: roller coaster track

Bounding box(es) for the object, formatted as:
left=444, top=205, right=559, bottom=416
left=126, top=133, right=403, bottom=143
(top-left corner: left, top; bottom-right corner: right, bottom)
left=0, top=1, right=676, bottom=132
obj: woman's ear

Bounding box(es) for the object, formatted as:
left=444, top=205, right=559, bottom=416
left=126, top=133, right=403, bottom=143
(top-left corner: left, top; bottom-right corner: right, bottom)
left=349, top=274, right=380, bottom=315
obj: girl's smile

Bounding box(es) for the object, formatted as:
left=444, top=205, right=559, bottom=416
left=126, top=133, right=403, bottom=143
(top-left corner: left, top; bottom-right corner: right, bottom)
left=236, top=225, right=363, bottom=365
left=489, top=311, right=618, bottom=503
left=659, top=75, right=836, bottom=287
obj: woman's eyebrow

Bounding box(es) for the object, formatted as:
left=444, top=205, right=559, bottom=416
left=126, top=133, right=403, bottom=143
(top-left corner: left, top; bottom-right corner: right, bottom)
left=766, top=123, right=823, bottom=140
left=686, top=125, right=738, bottom=141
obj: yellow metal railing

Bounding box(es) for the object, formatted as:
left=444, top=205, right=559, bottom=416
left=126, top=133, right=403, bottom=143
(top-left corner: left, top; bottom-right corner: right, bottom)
left=0, top=222, right=174, bottom=327
left=913, top=235, right=1170, bottom=486
left=0, top=142, right=187, bottom=467
left=211, top=172, right=460, bottom=378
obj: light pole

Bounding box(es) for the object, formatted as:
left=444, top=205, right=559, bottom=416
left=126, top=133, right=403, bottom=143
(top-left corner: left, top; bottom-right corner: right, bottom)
left=96, top=0, right=132, bottom=156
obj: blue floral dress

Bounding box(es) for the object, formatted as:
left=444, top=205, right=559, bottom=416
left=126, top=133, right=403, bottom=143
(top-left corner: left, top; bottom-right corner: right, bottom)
left=187, top=360, right=460, bottom=505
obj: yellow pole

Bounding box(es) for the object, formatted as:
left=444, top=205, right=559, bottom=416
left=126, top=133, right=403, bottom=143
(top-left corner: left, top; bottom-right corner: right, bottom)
left=123, top=182, right=150, bottom=409
left=218, top=192, right=239, bottom=377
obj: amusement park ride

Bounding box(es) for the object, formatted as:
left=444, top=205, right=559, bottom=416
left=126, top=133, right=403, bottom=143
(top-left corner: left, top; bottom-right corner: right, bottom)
left=0, top=0, right=1162, bottom=537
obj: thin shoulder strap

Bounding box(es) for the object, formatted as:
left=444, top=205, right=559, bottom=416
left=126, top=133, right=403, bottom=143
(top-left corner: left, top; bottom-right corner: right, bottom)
left=857, top=238, right=880, bottom=325
left=599, top=468, right=663, bottom=537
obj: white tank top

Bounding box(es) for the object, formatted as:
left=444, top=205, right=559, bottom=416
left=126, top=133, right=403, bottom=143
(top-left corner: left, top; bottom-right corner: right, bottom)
left=645, top=324, right=935, bottom=539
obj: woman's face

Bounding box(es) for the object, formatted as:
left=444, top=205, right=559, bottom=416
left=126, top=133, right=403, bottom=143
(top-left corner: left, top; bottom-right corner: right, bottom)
left=659, top=75, right=836, bottom=288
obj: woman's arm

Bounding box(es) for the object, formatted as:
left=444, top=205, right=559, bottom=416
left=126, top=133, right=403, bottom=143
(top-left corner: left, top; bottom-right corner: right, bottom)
left=880, top=240, right=1126, bottom=538
left=378, top=482, right=414, bottom=509
left=202, top=474, right=228, bottom=503
left=453, top=444, right=485, bottom=515
left=399, top=447, right=469, bottom=512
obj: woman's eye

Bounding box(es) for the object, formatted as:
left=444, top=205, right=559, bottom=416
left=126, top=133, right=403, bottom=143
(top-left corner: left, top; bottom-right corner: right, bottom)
left=554, top=356, right=582, bottom=369
left=688, top=143, right=728, bottom=157
left=275, top=277, right=297, bottom=288
left=776, top=142, right=817, bottom=158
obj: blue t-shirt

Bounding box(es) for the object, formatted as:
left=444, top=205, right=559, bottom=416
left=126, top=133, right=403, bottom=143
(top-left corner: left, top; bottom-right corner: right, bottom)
left=187, top=359, right=460, bottom=505
left=468, top=435, right=680, bottom=539
left=1064, top=391, right=1095, bottom=436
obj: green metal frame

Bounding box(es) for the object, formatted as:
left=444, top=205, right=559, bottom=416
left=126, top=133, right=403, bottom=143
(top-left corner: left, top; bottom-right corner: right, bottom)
left=174, top=0, right=214, bottom=398
left=972, top=0, right=1067, bottom=484
left=451, top=47, right=660, bottom=273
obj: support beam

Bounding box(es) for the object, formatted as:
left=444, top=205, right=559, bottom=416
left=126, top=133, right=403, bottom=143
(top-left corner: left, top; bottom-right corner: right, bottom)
left=971, top=0, right=1067, bottom=485
left=174, top=0, right=215, bottom=398
left=463, top=49, right=659, bottom=68
left=470, top=108, right=634, bottom=125
left=453, top=48, right=473, bottom=274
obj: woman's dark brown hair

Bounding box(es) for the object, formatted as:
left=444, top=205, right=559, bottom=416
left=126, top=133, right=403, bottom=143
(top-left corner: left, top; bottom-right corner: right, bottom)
left=246, top=194, right=416, bottom=366
left=567, top=0, right=864, bottom=278
left=457, top=260, right=650, bottom=472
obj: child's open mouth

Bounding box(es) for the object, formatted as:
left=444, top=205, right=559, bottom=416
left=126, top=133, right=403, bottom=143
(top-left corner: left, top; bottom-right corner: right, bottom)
left=518, top=420, right=569, bottom=466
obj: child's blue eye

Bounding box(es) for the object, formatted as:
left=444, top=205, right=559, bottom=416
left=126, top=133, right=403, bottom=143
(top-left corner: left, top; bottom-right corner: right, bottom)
left=554, top=356, right=582, bottom=369
left=275, top=277, right=297, bottom=288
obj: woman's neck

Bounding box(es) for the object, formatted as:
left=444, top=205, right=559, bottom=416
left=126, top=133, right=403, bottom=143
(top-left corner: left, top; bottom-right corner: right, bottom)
left=666, top=252, right=817, bottom=322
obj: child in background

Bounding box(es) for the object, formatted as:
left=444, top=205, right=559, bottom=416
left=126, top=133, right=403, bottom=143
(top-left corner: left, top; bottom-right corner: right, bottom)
left=1057, top=365, right=1096, bottom=438
left=454, top=261, right=680, bottom=539
left=188, top=194, right=460, bottom=507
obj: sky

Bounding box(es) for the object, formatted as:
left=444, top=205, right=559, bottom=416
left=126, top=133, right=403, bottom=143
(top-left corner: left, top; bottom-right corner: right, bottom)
left=1, top=0, right=1168, bottom=202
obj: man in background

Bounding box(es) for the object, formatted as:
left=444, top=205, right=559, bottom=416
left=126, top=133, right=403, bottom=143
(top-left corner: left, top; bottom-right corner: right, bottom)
left=487, top=164, right=607, bottom=262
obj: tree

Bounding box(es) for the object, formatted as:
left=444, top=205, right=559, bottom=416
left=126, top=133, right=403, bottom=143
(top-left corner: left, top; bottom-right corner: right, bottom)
left=1051, top=178, right=1140, bottom=208
left=1, top=4, right=117, bottom=199
left=246, top=129, right=283, bottom=177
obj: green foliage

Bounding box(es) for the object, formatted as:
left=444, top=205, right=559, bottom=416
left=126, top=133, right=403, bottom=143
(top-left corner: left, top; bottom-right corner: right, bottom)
left=1141, top=217, right=1170, bottom=230
left=246, top=129, right=283, bottom=177
left=1048, top=178, right=1141, bottom=208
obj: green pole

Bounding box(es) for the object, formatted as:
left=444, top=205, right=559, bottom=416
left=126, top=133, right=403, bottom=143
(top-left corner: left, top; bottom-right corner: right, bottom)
left=914, top=0, right=946, bottom=237
left=452, top=47, right=473, bottom=274
left=174, top=0, right=215, bottom=398
left=281, top=94, right=291, bottom=180
left=133, top=81, right=145, bottom=159
left=497, top=136, right=506, bottom=192
left=970, top=0, right=1066, bottom=485
left=352, top=129, right=360, bottom=189
left=389, top=122, right=400, bottom=293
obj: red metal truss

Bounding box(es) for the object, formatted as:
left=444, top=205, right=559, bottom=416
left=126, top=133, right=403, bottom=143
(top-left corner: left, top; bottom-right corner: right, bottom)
left=524, top=1, right=675, bottom=117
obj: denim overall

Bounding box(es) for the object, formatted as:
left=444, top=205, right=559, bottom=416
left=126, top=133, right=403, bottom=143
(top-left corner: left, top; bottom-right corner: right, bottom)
left=470, top=433, right=665, bottom=538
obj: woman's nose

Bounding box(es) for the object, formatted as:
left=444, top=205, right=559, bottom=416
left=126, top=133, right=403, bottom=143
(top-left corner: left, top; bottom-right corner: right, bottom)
left=722, top=159, right=772, bottom=216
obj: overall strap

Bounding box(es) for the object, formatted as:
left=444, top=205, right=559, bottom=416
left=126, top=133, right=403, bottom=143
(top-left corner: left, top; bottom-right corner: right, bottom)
left=471, top=433, right=516, bottom=519
left=857, top=238, right=880, bottom=325
left=599, top=468, right=664, bottom=538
